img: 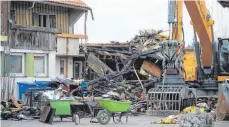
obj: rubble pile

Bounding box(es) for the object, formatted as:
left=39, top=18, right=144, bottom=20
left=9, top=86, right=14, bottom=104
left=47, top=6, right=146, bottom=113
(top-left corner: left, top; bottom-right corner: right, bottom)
left=153, top=103, right=216, bottom=126
left=130, top=29, right=168, bottom=51
left=179, top=112, right=213, bottom=127
left=82, top=29, right=167, bottom=98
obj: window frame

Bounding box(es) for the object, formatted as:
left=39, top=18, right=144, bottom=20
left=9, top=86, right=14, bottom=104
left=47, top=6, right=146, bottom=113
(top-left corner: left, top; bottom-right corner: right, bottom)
left=34, top=54, right=48, bottom=77
left=10, top=53, right=25, bottom=76
left=32, top=12, right=56, bottom=28
left=60, top=58, right=67, bottom=76
left=73, top=61, right=82, bottom=79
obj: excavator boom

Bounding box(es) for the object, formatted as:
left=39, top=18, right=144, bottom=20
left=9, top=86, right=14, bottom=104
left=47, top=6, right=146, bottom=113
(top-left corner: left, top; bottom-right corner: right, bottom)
left=184, top=1, right=214, bottom=68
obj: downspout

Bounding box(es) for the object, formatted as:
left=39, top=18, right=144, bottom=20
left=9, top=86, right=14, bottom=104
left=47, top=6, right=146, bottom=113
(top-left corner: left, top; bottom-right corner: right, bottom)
left=83, top=8, right=94, bottom=43
left=26, top=1, right=35, bottom=25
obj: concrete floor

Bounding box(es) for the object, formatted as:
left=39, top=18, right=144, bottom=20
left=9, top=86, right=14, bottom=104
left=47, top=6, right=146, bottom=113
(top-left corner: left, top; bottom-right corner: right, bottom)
left=1, top=115, right=229, bottom=127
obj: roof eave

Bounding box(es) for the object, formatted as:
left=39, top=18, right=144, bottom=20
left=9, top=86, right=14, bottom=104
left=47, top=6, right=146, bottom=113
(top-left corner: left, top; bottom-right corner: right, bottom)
left=37, top=1, right=91, bottom=11
left=218, top=1, right=229, bottom=8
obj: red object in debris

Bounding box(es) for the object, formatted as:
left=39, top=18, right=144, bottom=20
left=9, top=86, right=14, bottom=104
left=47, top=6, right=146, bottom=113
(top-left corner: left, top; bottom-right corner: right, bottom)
left=60, top=84, right=70, bottom=92
left=222, top=95, right=226, bottom=101
left=140, top=93, right=145, bottom=99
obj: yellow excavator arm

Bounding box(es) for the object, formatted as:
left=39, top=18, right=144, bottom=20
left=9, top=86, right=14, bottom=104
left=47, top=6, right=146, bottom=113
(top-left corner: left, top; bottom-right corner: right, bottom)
left=184, top=1, right=214, bottom=68
left=171, top=0, right=183, bottom=42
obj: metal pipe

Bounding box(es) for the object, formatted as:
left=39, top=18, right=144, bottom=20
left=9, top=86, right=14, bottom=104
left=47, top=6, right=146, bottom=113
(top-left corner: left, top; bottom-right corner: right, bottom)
left=26, top=2, right=35, bottom=25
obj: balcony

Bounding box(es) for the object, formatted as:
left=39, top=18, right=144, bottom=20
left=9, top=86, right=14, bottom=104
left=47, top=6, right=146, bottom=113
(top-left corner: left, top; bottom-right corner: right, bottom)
left=10, top=24, right=61, bottom=51
left=56, top=34, right=87, bottom=56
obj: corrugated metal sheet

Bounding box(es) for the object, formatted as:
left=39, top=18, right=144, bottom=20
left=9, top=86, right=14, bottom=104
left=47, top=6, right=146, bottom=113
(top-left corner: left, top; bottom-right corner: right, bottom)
left=68, top=38, right=79, bottom=56
left=57, top=37, right=67, bottom=55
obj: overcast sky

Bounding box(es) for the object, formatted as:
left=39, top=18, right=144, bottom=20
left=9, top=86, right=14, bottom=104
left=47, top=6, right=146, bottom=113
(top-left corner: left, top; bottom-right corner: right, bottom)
left=75, top=0, right=229, bottom=46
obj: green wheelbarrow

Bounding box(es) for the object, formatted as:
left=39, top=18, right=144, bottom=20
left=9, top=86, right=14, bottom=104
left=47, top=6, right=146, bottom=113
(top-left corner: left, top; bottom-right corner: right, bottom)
left=49, top=99, right=73, bottom=122
left=95, top=98, right=131, bottom=125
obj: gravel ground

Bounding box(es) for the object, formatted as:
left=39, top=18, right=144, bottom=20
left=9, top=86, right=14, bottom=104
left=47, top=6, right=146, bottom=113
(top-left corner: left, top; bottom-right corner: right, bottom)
left=1, top=115, right=229, bottom=127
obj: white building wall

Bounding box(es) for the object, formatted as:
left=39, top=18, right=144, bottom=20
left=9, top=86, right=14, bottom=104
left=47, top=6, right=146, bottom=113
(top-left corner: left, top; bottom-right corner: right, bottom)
left=56, top=56, right=73, bottom=79
left=56, top=57, right=60, bottom=76
left=68, top=39, right=79, bottom=56
left=56, top=38, right=67, bottom=55
left=68, top=57, right=73, bottom=78
left=48, top=51, right=56, bottom=78
left=6, top=49, right=57, bottom=100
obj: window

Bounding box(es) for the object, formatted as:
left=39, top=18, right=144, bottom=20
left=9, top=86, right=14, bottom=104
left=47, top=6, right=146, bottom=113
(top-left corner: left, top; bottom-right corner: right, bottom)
left=34, top=56, right=45, bottom=73
left=10, top=53, right=24, bottom=76
left=73, top=61, right=82, bottom=79
left=32, top=13, right=56, bottom=28
left=219, top=40, right=229, bottom=74
left=34, top=54, right=48, bottom=77
left=60, top=58, right=67, bottom=75
left=10, top=10, right=16, bottom=24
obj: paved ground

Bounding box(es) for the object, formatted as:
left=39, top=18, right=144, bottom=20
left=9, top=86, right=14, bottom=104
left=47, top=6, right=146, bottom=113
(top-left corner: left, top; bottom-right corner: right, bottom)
left=1, top=115, right=229, bottom=127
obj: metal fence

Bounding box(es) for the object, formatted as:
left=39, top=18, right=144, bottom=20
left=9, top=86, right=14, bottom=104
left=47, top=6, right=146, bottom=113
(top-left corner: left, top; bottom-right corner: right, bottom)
left=0, top=75, right=16, bottom=101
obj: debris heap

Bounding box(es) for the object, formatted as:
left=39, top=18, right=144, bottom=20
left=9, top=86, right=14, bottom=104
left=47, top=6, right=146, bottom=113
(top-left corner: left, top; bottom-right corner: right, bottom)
left=81, top=29, right=168, bottom=98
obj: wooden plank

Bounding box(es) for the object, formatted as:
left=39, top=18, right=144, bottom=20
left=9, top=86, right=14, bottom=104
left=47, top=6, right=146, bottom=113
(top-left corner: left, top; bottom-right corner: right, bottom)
left=61, top=7, right=66, bottom=33
left=29, top=3, right=32, bottom=26
left=66, top=8, right=69, bottom=33
left=11, top=24, right=61, bottom=33
left=22, top=1, right=26, bottom=25
left=15, top=1, right=18, bottom=24
left=57, top=6, right=61, bottom=30
left=18, top=1, right=22, bottom=24
left=57, top=34, right=87, bottom=39
left=55, top=6, right=58, bottom=29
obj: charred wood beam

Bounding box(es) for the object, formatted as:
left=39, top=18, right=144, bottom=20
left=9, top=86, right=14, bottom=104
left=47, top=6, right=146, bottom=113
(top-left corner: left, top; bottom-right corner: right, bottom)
left=11, top=24, right=61, bottom=34
left=87, top=47, right=132, bottom=55
left=115, top=58, right=120, bottom=71
left=87, top=70, right=132, bottom=85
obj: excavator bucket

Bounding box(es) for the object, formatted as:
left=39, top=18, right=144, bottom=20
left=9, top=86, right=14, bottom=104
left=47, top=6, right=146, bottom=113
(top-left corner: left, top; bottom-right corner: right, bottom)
left=216, top=80, right=229, bottom=120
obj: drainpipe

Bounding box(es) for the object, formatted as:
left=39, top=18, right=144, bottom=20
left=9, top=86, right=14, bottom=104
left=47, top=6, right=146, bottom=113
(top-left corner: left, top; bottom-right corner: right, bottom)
left=84, top=11, right=88, bottom=43
left=26, top=1, right=35, bottom=25
left=83, top=8, right=94, bottom=43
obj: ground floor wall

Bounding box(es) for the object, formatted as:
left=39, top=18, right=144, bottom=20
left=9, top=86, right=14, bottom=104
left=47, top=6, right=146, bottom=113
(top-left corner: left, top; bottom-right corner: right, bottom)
left=56, top=56, right=84, bottom=79
left=1, top=49, right=56, bottom=100
left=1, top=49, right=85, bottom=100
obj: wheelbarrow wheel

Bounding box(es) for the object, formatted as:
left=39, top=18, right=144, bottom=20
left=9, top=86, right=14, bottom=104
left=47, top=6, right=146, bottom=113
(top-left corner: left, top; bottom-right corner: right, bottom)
left=97, top=110, right=111, bottom=125
left=113, top=113, right=121, bottom=124
left=120, top=112, right=128, bottom=124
